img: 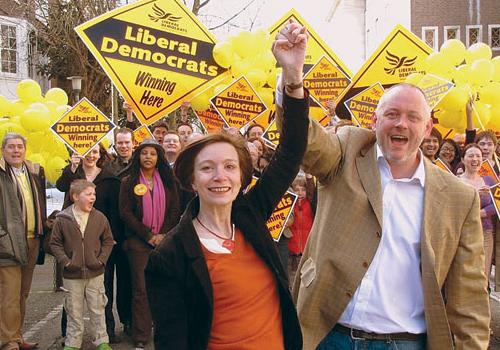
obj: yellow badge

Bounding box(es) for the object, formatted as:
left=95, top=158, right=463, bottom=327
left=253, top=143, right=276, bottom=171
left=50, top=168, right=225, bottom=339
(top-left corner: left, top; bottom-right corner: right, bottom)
left=134, top=184, right=148, bottom=196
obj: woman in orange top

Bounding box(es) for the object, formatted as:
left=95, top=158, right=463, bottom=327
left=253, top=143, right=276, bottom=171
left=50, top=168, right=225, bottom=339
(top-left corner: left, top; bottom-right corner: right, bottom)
left=145, top=24, right=309, bottom=350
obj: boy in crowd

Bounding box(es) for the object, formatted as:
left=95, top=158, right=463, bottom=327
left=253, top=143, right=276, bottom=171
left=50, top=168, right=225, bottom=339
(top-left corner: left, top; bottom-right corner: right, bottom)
left=50, top=180, right=114, bottom=350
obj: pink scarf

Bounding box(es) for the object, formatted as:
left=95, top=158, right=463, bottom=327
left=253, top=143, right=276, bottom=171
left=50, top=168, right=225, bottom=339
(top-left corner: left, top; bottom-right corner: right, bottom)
left=140, top=169, right=166, bottom=234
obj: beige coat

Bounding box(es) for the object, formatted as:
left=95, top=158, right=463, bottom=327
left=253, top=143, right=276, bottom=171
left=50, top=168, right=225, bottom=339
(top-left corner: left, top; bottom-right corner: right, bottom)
left=291, top=121, right=490, bottom=350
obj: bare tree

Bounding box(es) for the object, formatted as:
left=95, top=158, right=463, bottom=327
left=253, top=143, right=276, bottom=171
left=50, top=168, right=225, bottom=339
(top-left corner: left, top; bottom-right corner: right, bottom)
left=29, top=0, right=118, bottom=113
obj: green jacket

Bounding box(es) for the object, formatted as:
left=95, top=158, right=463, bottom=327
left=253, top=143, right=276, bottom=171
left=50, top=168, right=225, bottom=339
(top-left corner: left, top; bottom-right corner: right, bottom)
left=0, top=158, right=47, bottom=266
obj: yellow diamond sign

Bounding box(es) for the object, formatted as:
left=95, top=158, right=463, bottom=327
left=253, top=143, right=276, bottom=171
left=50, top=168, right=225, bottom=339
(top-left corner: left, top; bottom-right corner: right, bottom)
left=133, top=125, right=154, bottom=146
left=210, top=76, right=267, bottom=130
left=344, top=83, right=385, bottom=129
left=51, top=98, right=116, bottom=156
left=268, top=9, right=351, bottom=77
left=75, top=0, right=229, bottom=126
left=336, top=24, right=432, bottom=118
left=304, top=55, right=351, bottom=110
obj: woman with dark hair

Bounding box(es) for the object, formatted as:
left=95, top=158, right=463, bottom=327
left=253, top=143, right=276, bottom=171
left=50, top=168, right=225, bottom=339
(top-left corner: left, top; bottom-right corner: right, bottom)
left=437, top=138, right=462, bottom=174
left=56, top=143, right=121, bottom=342
left=457, top=143, right=497, bottom=287
left=119, top=139, right=180, bottom=349
left=145, top=73, right=308, bottom=349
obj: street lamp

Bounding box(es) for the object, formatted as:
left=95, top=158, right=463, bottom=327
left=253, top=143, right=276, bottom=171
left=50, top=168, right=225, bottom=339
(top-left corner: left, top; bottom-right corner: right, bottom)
left=67, top=76, right=83, bottom=103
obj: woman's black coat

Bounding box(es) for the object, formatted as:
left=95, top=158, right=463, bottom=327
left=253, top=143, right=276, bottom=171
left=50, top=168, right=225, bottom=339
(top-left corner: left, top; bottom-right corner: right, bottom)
left=145, top=92, right=309, bottom=350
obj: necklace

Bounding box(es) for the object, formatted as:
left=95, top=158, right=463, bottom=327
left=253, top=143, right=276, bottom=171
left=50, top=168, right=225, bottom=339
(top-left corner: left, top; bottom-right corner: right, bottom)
left=196, top=216, right=235, bottom=252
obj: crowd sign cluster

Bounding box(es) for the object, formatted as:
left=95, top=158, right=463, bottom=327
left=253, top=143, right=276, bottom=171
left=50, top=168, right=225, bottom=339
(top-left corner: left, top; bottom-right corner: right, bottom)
left=3, top=0, right=500, bottom=237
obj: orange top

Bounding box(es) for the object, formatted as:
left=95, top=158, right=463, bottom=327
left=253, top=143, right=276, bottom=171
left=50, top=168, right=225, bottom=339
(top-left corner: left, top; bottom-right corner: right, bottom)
left=202, top=229, right=284, bottom=350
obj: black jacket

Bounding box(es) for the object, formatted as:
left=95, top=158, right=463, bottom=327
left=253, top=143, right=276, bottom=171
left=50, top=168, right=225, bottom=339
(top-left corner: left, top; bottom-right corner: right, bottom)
left=145, top=92, right=309, bottom=350
left=56, top=166, right=122, bottom=242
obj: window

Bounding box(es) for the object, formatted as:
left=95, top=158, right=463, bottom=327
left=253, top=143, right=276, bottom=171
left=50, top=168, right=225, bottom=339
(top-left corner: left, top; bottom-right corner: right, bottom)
left=422, top=26, right=439, bottom=51
left=489, top=25, right=500, bottom=50
left=0, top=24, right=17, bottom=74
left=466, top=25, right=482, bottom=47
left=444, top=26, right=460, bottom=41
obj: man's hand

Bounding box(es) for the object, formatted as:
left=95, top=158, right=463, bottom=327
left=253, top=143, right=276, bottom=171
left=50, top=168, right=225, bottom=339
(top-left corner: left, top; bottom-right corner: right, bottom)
left=272, top=20, right=308, bottom=94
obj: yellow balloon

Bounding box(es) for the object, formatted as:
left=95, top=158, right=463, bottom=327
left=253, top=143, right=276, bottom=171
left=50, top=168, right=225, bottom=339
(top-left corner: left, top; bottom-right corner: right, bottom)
left=246, top=69, right=267, bottom=88
left=492, top=56, right=500, bottom=82
left=405, top=73, right=424, bottom=85
left=436, top=108, right=467, bottom=130
left=436, top=84, right=471, bottom=112
left=452, top=66, right=469, bottom=85
left=0, top=122, right=26, bottom=141
left=257, top=87, right=274, bottom=108
left=16, top=79, right=42, bottom=104
left=478, top=82, right=500, bottom=105
left=213, top=84, right=228, bottom=95
left=471, top=101, right=492, bottom=128
left=10, top=100, right=28, bottom=117
left=487, top=99, right=500, bottom=131
left=45, top=88, right=69, bottom=106
left=0, top=95, right=13, bottom=117
left=27, top=153, right=46, bottom=168
left=20, top=104, right=51, bottom=132
left=466, top=43, right=492, bottom=64
left=256, top=51, right=276, bottom=72
left=45, top=156, right=68, bottom=184
left=234, top=31, right=262, bottom=59
left=190, top=90, right=211, bottom=111
left=425, top=52, right=454, bottom=77
left=266, top=68, right=280, bottom=89
left=231, top=58, right=252, bottom=78
left=440, top=39, right=466, bottom=66
left=212, top=41, right=234, bottom=69
left=56, top=105, right=71, bottom=118
left=469, top=59, right=494, bottom=87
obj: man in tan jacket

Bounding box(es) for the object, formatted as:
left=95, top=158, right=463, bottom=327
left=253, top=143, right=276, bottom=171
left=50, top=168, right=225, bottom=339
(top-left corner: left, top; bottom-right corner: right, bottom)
left=273, top=22, right=490, bottom=350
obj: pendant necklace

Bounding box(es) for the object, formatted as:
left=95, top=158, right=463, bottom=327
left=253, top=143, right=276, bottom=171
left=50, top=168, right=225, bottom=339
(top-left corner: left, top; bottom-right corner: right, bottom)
left=196, top=217, right=235, bottom=252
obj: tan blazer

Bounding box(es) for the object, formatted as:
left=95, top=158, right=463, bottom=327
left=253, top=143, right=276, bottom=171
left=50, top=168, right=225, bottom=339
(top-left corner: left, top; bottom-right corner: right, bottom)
left=292, top=121, right=490, bottom=350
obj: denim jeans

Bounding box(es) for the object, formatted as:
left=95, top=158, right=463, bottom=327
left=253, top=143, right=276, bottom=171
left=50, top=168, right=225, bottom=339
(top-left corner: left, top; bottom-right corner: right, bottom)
left=317, top=327, right=426, bottom=350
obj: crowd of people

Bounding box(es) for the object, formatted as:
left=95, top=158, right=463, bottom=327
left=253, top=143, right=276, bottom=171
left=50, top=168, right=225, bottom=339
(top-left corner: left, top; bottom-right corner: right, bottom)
left=0, top=20, right=496, bottom=350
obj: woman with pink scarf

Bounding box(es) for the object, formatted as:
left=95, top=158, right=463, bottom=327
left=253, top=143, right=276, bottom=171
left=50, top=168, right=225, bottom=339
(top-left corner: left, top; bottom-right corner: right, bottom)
left=119, top=139, right=181, bottom=350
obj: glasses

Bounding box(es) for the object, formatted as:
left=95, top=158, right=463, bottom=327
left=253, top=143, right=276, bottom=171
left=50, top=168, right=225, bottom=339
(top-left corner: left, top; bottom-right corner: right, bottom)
left=440, top=146, right=455, bottom=153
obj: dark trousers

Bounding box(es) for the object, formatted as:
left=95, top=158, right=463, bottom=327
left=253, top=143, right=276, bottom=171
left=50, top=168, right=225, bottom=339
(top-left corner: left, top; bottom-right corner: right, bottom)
left=115, top=243, right=132, bottom=327
left=125, top=237, right=153, bottom=344
left=104, top=244, right=132, bottom=336
left=317, top=326, right=426, bottom=350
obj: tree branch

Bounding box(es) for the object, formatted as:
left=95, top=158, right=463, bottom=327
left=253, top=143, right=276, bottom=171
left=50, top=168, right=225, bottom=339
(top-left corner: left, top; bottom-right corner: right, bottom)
left=208, top=0, right=257, bottom=30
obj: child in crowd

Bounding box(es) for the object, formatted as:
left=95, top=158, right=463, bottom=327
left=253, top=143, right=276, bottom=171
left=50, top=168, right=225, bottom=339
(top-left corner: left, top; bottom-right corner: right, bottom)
left=50, top=180, right=114, bottom=350
left=288, top=174, right=316, bottom=282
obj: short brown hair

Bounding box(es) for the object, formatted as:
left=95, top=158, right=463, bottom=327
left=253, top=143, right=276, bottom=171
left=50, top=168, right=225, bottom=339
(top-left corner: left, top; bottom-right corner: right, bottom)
left=114, top=127, right=134, bottom=143
left=475, top=130, right=498, bottom=145
left=69, top=179, right=95, bottom=199
left=151, top=121, right=169, bottom=132
left=174, top=133, right=253, bottom=192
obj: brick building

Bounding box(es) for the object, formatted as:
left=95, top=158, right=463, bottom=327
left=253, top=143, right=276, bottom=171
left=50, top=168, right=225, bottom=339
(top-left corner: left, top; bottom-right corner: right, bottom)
left=412, top=0, right=499, bottom=56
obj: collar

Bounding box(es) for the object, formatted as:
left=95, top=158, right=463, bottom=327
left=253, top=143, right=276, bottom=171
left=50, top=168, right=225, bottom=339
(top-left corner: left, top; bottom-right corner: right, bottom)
left=376, top=144, right=425, bottom=187
left=11, top=163, right=27, bottom=176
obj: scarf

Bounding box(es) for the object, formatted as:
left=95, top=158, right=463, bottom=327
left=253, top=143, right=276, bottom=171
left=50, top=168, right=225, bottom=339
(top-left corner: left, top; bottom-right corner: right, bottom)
left=140, top=169, right=166, bottom=234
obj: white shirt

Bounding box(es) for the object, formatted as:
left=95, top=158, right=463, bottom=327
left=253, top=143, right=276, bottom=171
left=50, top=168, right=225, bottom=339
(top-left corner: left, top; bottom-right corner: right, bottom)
left=338, top=145, right=426, bottom=334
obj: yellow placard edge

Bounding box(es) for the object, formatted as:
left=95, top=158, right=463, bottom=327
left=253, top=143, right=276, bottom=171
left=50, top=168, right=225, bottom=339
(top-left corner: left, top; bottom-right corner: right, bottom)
left=50, top=97, right=116, bottom=157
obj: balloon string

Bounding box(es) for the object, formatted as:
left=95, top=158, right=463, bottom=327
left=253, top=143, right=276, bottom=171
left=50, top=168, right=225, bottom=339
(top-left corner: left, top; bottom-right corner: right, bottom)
left=471, top=93, right=486, bottom=131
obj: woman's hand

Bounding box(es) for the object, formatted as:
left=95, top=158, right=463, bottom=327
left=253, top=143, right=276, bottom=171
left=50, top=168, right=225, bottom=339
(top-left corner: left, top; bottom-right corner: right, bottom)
left=70, top=153, right=82, bottom=173
left=148, top=234, right=166, bottom=247
left=272, top=20, right=308, bottom=97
